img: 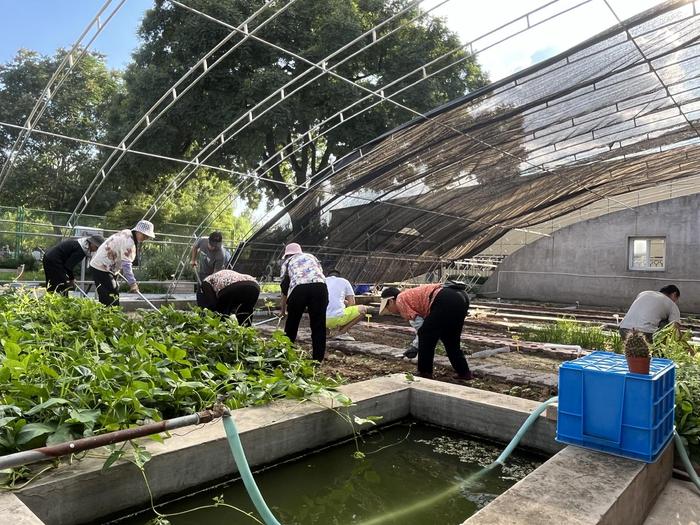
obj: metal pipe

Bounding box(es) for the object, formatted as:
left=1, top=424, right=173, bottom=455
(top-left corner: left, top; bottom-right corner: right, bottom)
left=114, top=271, right=159, bottom=311
left=0, top=408, right=224, bottom=470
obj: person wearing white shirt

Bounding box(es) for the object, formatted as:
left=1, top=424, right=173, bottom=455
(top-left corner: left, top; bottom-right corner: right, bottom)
left=325, top=268, right=368, bottom=341
left=90, top=220, right=155, bottom=306
left=619, top=285, right=681, bottom=342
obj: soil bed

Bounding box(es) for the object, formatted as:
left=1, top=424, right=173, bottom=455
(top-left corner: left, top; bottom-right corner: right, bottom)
left=315, top=349, right=553, bottom=402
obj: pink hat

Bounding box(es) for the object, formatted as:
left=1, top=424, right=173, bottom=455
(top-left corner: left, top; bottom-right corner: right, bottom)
left=283, top=243, right=302, bottom=258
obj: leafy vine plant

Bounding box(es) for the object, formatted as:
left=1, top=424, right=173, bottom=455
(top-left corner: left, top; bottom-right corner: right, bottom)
left=0, top=289, right=395, bottom=523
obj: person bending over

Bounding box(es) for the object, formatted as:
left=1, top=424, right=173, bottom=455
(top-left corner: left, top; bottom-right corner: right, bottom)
left=44, top=235, right=103, bottom=295
left=619, top=285, right=681, bottom=343
left=197, top=269, right=260, bottom=326
left=90, top=221, right=155, bottom=306
left=380, top=283, right=472, bottom=381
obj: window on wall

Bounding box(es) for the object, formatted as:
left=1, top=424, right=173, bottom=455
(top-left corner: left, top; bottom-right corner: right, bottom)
left=629, top=237, right=666, bottom=271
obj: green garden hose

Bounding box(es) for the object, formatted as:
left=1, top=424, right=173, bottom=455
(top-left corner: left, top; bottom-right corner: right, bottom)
left=222, top=411, right=282, bottom=525
left=674, top=430, right=700, bottom=492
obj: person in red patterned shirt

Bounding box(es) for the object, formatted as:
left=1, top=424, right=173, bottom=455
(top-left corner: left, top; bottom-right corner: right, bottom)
left=379, top=284, right=472, bottom=380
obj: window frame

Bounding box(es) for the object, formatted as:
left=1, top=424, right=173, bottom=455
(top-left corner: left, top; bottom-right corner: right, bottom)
left=627, top=236, right=666, bottom=272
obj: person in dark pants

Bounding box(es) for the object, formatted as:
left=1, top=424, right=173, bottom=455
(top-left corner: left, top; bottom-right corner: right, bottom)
left=43, top=235, right=104, bottom=295
left=90, top=221, right=155, bottom=306
left=197, top=269, right=260, bottom=326
left=379, top=284, right=472, bottom=380
left=279, top=243, right=328, bottom=361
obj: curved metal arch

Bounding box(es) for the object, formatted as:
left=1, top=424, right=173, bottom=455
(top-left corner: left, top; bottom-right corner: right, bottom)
left=170, top=0, right=616, bottom=270
left=0, top=119, right=301, bottom=191
left=171, top=0, right=631, bottom=213
left=0, top=0, right=126, bottom=193
left=158, top=0, right=588, bottom=259
left=224, top=0, right=699, bottom=270
left=143, top=0, right=437, bottom=221
left=64, top=0, right=292, bottom=231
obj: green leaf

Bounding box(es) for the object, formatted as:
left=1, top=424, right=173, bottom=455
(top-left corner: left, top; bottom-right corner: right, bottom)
left=66, top=408, right=101, bottom=425
left=2, top=341, right=21, bottom=360
left=102, top=449, right=125, bottom=471
left=26, top=398, right=70, bottom=416
left=353, top=415, right=381, bottom=427
left=46, top=424, right=75, bottom=446
left=16, top=423, right=56, bottom=445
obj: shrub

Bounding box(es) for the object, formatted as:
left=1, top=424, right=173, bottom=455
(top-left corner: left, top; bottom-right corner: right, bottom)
left=652, top=325, right=700, bottom=463
left=523, top=318, right=622, bottom=352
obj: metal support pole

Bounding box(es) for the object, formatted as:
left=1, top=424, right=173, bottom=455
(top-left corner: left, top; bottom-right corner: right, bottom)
left=14, top=206, right=24, bottom=260
left=0, top=407, right=224, bottom=470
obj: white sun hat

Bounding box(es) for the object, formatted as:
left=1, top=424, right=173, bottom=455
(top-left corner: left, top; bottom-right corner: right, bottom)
left=132, top=220, right=156, bottom=239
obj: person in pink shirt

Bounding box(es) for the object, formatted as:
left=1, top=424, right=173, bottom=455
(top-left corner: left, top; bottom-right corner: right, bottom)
left=379, top=283, right=472, bottom=380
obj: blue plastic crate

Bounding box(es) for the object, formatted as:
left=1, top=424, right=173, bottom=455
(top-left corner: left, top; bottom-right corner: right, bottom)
left=556, top=351, right=675, bottom=463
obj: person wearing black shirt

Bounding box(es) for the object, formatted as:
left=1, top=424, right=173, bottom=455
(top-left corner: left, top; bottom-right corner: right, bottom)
left=43, top=235, right=104, bottom=295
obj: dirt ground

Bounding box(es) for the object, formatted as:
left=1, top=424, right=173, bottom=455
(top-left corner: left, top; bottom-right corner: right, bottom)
left=314, top=348, right=554, bottom=402
left=286, top=316, right=558, bottom=403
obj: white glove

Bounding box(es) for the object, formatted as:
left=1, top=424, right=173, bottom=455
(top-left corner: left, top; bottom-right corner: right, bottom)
left=409, top=316, right=424, bottom=331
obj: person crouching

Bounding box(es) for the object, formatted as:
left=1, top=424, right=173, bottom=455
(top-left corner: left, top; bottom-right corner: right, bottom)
left=197, top=269, right=260, bottom=326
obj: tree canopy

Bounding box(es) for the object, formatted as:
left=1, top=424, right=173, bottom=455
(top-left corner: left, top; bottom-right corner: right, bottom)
left=111, top=0, right=488, bottom=228
left=0, top=49, right=120, bottom=212
left=0, top=0, right=487, bottom=240
left=105, top=170, right=252, bottom=242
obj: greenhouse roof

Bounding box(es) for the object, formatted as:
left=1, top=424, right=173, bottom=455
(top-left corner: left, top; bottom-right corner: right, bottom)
left=240, top=0, right=700, bottom=281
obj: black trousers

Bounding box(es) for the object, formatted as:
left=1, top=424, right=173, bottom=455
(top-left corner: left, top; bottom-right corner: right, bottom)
left=93, top=269, right=119, bottom=307
left=198, top=280, right=260, bottom=326
left=44, top=263, right=71, bottom=295
left=285, top=282, right=328, bottom=361
left=417, top=288, right=470, bottom=376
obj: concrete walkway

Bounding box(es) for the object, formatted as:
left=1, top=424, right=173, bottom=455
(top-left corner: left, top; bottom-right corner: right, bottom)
left=644, top=479, right=699, bottom=525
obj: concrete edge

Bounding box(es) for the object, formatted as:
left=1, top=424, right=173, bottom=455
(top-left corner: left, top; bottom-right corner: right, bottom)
left=463, top=441, right=673, bottom=525
left=0, top=492, right=44, bottom=525
left=15, top=375, right=411, bottom=525
left=408, top=378, right=563, bottom=456
left=4, top=374, right=673, bottom=525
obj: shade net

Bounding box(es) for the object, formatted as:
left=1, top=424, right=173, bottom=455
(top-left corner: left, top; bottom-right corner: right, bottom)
left=235, top=0, right=700, bottom=283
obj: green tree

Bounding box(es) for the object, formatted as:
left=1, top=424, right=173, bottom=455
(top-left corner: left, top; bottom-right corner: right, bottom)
left=112, top=0, right=488, bottom=235
left=0, top=49, right=120, bottom=215
left=105, top=170, right=252, bottom=242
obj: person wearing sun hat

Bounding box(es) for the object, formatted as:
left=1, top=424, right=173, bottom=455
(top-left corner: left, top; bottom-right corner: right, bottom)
left=43, top=234, right=104, bottom=295
left=90, top=220, right=155, bottom=306
left=380, top=283, right=472, bottom=381
left=279, top=242, right=328, bottom=361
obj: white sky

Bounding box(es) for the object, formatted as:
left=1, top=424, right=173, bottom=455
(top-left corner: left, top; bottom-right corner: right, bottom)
left=424, top=0, right=667, bottom=81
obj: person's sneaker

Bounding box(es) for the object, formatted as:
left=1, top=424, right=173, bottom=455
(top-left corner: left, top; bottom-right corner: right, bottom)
left=453, top=371, right=474, bottom=381
left=418, top=371, right=433, bottom=379
left=333, top=333, right=355, bottom=341
left=403, top=345, right=419, bottom=359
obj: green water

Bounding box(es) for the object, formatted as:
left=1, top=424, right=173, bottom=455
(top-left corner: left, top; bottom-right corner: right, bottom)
left=113, top=422, right=543, bottom=525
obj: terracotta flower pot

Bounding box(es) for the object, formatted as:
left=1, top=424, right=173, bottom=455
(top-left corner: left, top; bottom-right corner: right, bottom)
left=626, top=356, right=651, bottom=374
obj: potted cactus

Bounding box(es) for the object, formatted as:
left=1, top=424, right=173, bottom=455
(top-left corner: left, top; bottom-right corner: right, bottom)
left=624, top=330, right=651, bottom=374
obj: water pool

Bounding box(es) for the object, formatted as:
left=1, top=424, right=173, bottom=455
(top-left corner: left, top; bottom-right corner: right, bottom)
left=113, top=421, right=543, bottom=525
